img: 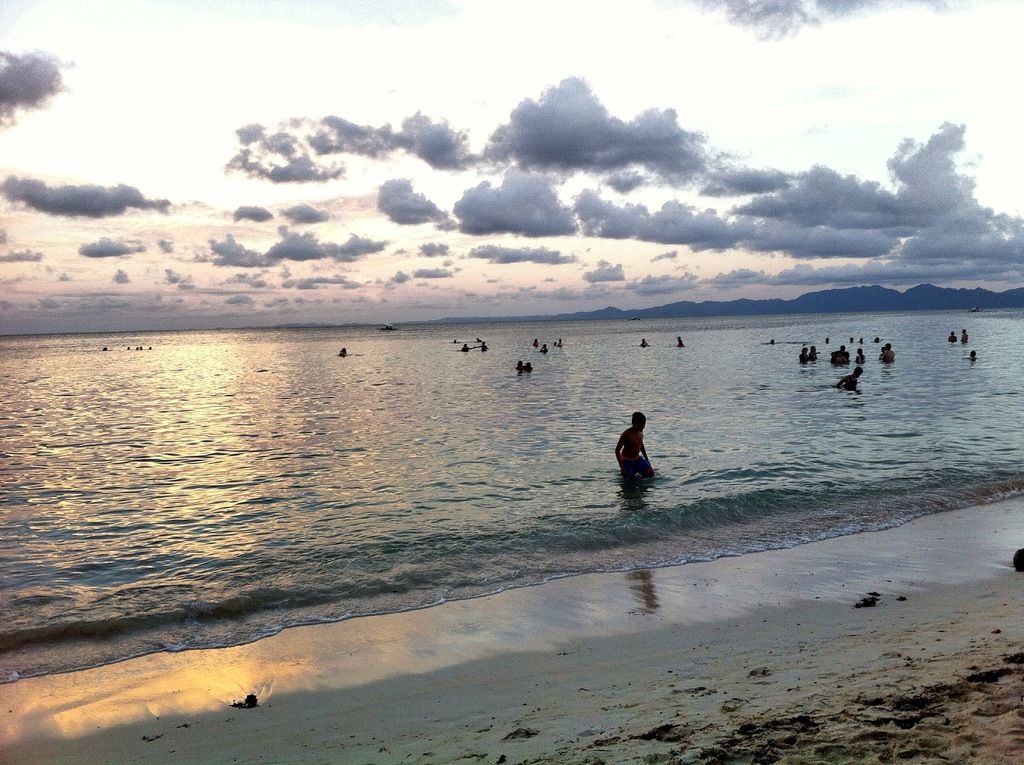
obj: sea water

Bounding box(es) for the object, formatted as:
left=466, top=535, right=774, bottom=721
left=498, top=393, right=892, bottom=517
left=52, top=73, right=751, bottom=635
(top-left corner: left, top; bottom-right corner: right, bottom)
left=2, top=310, right=1022, bottom=681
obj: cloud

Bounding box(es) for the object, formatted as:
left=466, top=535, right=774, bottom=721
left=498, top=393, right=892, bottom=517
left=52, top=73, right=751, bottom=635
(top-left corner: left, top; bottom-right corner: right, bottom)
left=454, top=172, right=577, bottom=236
left=205, top=229, right=387, bottom=268
left=701, top=166, right=792, bottom=197
left=230, top=111, right=474, bottom=183
left=574, top=190, right=743, bottom=250
left=78, top=238, right=147, bottom=258
left=0, top=50, right=64, bottom=127
left=390, top=271, right=411, bottom=284
left=378, top=179, right=451, bottom=226
left=226, top=123, right=344, bottom=183
left=157, top=239, right=174, bottom=253
left=411, top=267, right=453, bottom=279
left=606, top=170, right=647, bottom=194
left=281, top=274, right=362, bottom=290
left=467, top=244, right=576, bottom=265
left=583, top=260, right=626, bottom=282
left=0, top=229, right=6, bottom=244
left=233, top=205, right=273, bottom=222
left=266, top=229, right=387, bottom=263
left=396, top=113, right=474, bottom=170
left=113, top=269, right=130, bottom=284
left=207, top=234, right=268, bottom=267
left=485, top=78, right=708, bottom=184
left=2, top=176, right=170, bottom=217
left=223, top=272, right=268, bottom=289
left=731, top=122, right=1024, bottom=267
left=419, top=242, right=450, bottom=257
left=626, top=272, right=700, bottom=295
left=688, top=0, right=951, bottom=38
left=652, top=250, right=678, bottom=262
left=281, top=203, right=329, bottom=224
left=225, top=294, right=253, bottom=305
left=0, top=250, right=43, bottom=262
left=165, top=269, right=195, bottom=290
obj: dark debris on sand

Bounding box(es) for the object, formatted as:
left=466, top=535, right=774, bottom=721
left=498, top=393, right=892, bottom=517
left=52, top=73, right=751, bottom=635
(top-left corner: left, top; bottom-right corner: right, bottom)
left=230, top=693, right=259, bottom=709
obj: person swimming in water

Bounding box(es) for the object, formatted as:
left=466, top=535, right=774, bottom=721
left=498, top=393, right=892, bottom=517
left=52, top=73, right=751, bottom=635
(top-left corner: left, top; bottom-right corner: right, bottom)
left=460, top=344, right=470, bottom=352
left=338, top=347, right=347, bottom=357
left=616, top=411, right=655, bottom=480
left=879, top=343, right=895, bottom=362
left=836, top=366, right=863, bottom=391
left=676, top=336, right=685, bottom=347
left=640, top=338, right=649, bottom=348
left=854, top=347, right=865, bottom=364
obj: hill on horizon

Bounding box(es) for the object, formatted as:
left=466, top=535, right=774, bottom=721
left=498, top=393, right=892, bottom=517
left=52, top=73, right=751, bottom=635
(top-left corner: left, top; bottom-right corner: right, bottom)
left=436, top=284, right=1024, bottom=324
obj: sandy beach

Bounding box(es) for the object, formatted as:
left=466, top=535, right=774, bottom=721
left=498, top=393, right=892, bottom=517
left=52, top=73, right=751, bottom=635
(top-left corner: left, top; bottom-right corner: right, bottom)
left=3, top=498, right=1023, bottom=764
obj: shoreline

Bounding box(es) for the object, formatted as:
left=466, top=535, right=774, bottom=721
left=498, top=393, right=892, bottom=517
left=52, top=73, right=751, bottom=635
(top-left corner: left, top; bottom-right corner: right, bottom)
left=3, top=498, right=1023, bottom=763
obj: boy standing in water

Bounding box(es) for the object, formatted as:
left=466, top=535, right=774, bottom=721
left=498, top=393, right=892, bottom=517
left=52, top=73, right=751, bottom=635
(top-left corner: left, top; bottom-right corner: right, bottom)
left=616, top=411, right=655, bottom=479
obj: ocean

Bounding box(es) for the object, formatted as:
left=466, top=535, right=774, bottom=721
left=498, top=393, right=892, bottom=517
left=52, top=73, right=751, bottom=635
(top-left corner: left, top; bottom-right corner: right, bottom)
left=2, top=309, right=1022, bottom=682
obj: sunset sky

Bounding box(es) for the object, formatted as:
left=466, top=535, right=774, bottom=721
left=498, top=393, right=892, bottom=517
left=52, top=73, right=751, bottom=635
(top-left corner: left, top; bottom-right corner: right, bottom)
left=1, top=0, right=1022, bottom=334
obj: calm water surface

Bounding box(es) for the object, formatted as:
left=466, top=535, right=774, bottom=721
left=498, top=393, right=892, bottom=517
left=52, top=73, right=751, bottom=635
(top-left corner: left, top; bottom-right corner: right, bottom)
left=2, top=310, right=1022, bottom=680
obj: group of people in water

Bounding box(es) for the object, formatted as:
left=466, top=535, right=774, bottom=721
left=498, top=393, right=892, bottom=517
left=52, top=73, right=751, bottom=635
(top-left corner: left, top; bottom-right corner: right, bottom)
left=793, top=329, right=975, bottom=392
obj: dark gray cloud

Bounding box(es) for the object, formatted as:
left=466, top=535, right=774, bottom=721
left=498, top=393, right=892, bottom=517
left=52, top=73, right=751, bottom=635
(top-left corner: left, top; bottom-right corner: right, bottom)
left=454, top=172, right=577, bottom=237
left=485, top=78, right=708, bottom=184
left=701, top=166, right=792, bottom=197
left=0, top=229, right=6, bottom=244
left=652, top=250, right=678, bottom=262
left=309, top=113, right=474, bottom=169
left=467, top=244, right=576, bottom=265
left=266, top=229, right=386, bottom=263
left=78, top=238, right=147, bottom=258
left=226, top=124, right=344, bottom=183
left=233, top=205, right=273, bottom=222
left=419, top=242, right=450, bottom=257
left=207, top=234, right=268, bottom=267
left=0, top=250, right=43, bottom=262
left=0, top=50, right=64, bottom=127
left=731, top=122, right=1023, bottom=266
left=113, top=269, right=130, bottom=284
left=281, top=274, right=362, bottom=290
left=391, top=271, right=411, bottom=284
left=411, top=267, right=453, bottom=279
left=157, top=238, right=174, bottom=253
left=569, top=122, right=1024, bottom=278
left=229, top=112, right=473, bottom=183
left=206, top=229, right=386, bottom=268
left=3, top=176, right=170, bottom=218
left=378, top=179, right=451, bottom=226
left=688, top=0, right=950, bottom=38
left=583, top=260, right=625, bottom=283
left=164, top=269, right=196, bottom=290
left=574, top=190, right=743, bottom=250
left=225, top=294, right=253, bottom=305
left=281, top=203, right=329, bottom=224
left=397, top=113, right=474, bottom=170
left=223, top=272, right=268, bottom=289
left=606, top=170, right=647, bottom=194
left=626, top=272, right=699, bottom=295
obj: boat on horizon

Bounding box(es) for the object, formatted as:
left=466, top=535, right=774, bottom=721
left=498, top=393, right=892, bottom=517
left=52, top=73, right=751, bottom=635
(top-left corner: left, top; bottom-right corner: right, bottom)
left=379, top=324, right=398, bottom=331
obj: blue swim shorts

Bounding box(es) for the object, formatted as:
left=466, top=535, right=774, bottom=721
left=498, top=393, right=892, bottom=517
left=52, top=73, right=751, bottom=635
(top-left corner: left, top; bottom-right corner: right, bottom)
left=621, top=455, right=652, bottom=480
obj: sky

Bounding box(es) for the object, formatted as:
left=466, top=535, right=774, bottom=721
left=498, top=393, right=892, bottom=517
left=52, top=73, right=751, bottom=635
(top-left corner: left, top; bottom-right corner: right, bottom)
left=1, top=0, right=1022, bottom=334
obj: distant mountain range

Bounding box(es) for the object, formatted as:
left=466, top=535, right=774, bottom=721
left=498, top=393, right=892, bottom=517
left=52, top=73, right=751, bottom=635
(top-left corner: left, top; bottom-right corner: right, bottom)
left=439, top=284, right=1024, bottom=323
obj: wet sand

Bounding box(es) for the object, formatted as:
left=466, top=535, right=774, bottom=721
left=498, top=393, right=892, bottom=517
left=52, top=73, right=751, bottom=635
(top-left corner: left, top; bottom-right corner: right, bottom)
left=3, top=498, right=1023, bottom=764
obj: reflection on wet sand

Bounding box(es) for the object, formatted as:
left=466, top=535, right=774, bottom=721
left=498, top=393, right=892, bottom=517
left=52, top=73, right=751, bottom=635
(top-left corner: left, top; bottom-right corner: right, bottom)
left=626, top=569, right=660, bottom=614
